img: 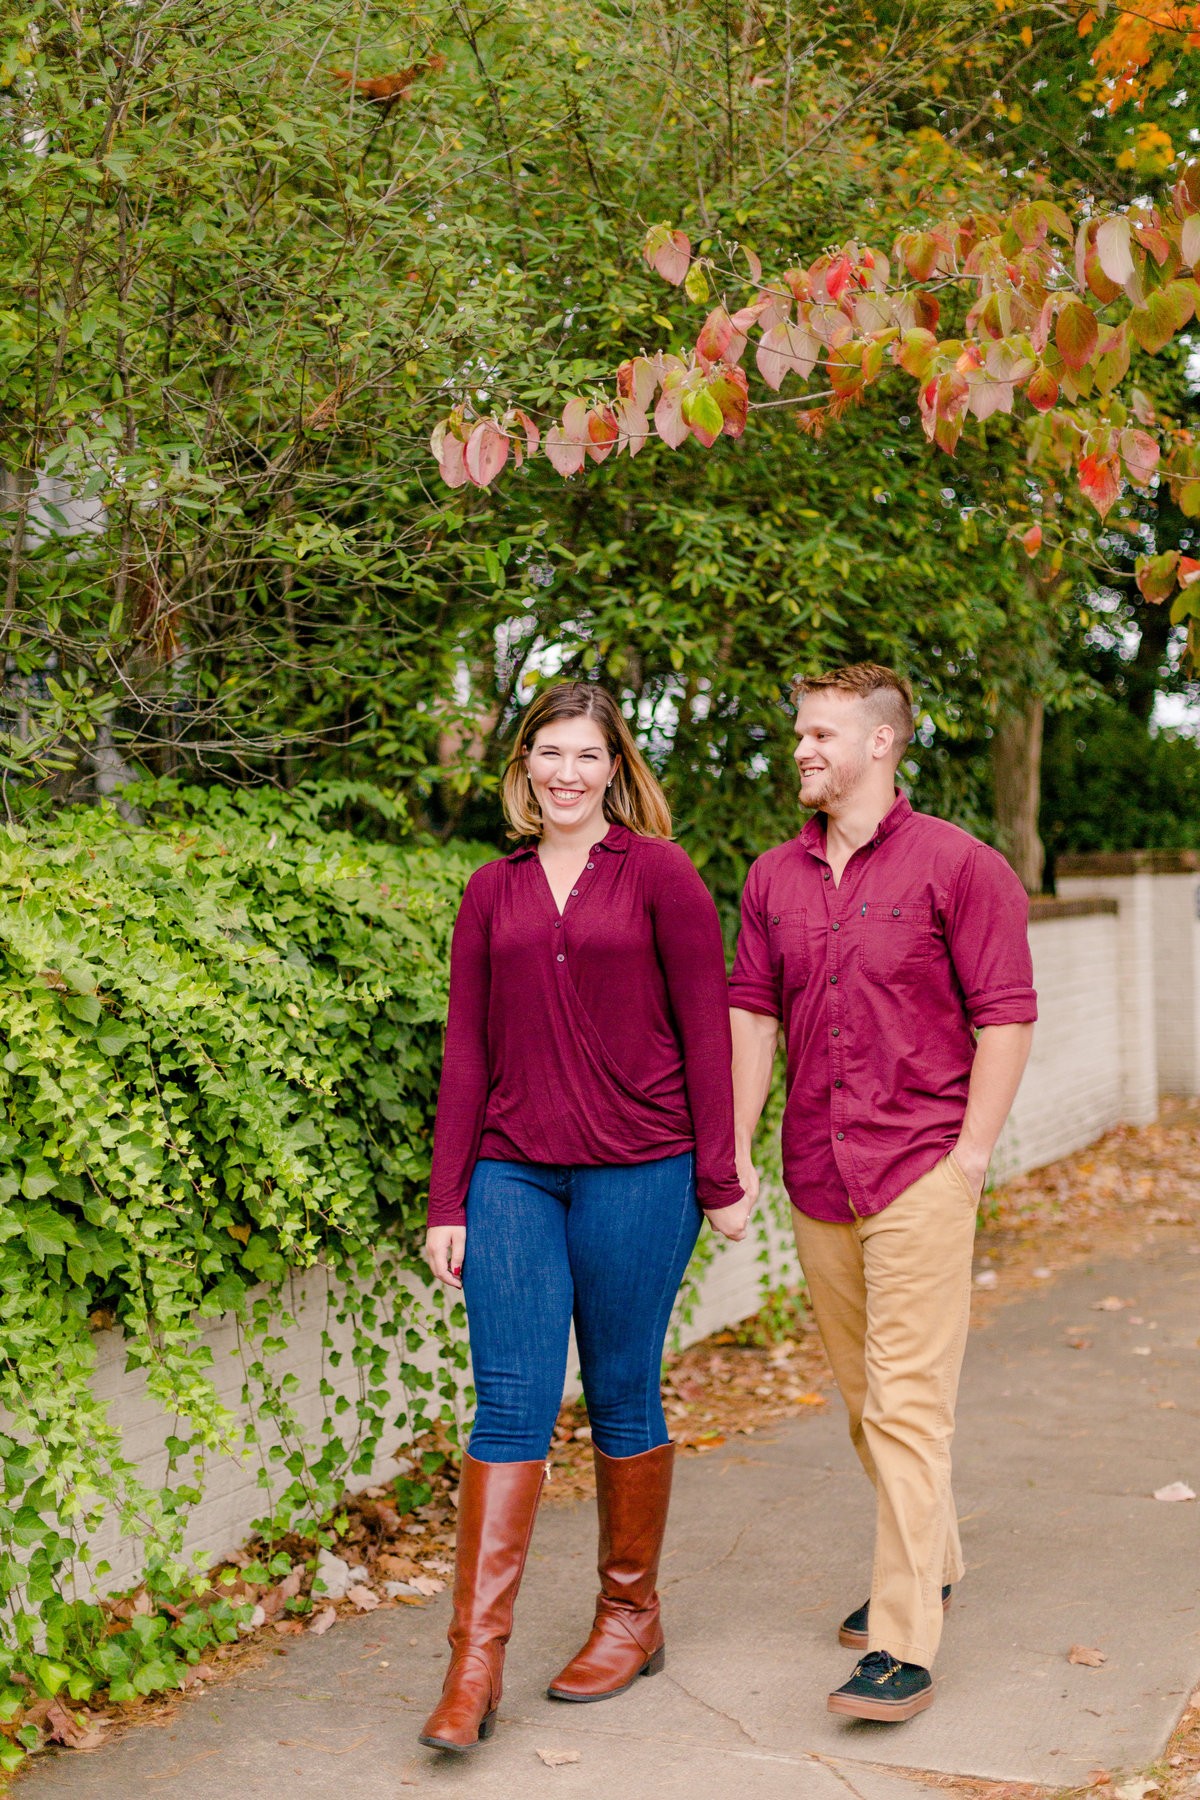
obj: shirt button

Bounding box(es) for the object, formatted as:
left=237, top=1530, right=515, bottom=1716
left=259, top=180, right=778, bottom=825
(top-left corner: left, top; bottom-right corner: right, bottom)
left=831, top=921, right=840, bottom=931
left=571, top=888, right=579, bottom=896
left=835, top=1079, right=843, bottom=1089
left=586, top=861, right=595, bottom=870
left=830, top=975, right=838, bottom=985
left=892, top=907, right=900, bottom=916
left=554, top=921, right=561, bottom=928
left=823, top=870, right=831, bottom=880
left=836, top=1131, right=845, bottom=1141
left=832, top=1027, right=840, bottom=1037
left=772, top=914, right=780, bottom=924
left=556, top=954, right=565, bottom=963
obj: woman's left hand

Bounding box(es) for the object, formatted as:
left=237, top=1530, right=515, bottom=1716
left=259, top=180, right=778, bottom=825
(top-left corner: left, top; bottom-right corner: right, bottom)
left=705, top=1196, right=753, bottom=1242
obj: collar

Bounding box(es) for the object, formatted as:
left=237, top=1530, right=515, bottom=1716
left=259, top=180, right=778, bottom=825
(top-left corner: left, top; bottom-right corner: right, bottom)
left=505, top=820, right=631, bottom=862
left=799, top=791, right=912, bottom=862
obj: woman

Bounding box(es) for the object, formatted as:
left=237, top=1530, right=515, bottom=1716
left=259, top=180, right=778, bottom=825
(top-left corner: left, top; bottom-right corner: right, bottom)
left=419, top=680, right=749, bottom=1754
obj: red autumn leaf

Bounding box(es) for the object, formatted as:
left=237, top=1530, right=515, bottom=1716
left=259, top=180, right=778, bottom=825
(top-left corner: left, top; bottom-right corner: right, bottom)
left=1022, top=524, right=1043, bottom=556
left=1120, top=428, right=1160, bottom=487
left=544, top=425, right=586, bottom=478
left=434, top=430, right=468, bottom=489
left=896, top=328, right=938, bottom=380
left=1084, top=250, right=1124, bottom=305
left=1132, top=220, right=1170, bottom=266
left=697, top=305, right=746, bottom=368
left=1026, top=366, right=1059, bottom=412
left=613, top=396, right=651, bottom=456
left=504, top=408, right=539, bottom=468
left=464, top=421, right=509, bottom=488
left=585, top=406, right=619, bottom=463
left=1095, top=215, right=1135, bottom=287
left=708, top=366, right=749, bottom=437
left=823, top=253, right=852, bottom=301
left=899, top=230, right=937, bottom=281
left=643, top=224, right=691, bottom=286
left=617, top=357, right=658, bottom=410
left=911, top=291, right=940, bottom=333
left=1078, top=451, right=1122, bottom=518
left=1136, top=549, right=1180, bottom=602
left=653, top=376, right=690, bottom=449
left=560, top=396, right=590, bottom=445
left=756, top=321, right=819, bottom=390
left=1178, top=555, right=1200, bottom=588
left=1055, top=299, right=1099, bottom=372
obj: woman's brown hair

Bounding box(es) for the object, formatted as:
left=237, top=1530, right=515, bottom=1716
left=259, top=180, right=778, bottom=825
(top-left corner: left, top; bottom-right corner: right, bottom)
left=501, top=682, right=672, bottom=840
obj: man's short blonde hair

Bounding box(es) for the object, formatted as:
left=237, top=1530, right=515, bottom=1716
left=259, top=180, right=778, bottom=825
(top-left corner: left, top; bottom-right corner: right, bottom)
left=793, top=663, right=915, bottom=762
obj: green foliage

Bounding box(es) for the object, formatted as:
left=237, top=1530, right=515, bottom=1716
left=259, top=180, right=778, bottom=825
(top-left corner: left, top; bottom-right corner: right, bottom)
left=0, top=781, right=488, bottom=1745
left=1042, top=708, right=1200, bottom=858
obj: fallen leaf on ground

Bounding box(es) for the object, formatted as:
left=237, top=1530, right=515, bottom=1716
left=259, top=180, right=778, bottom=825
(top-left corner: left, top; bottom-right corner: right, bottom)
left=308, top=1606, right=337, bottom=1635
left=1115, top=1780, right=1160, bottom=1800
left=1088, top=1771, right=1112, bottom=1788
left=536, top=1747, right=581, bottom=1766
left=1153, top=1481, right=1196, bottom=1503
left=794, top=1392, right=826, bottom=1405
left=1190, top=1686, right=1200, bottom=1710
left=1092, top=1296, right=1129, bottom=1311
left=1068, top=1644, right=1108, bottom=1666
left=347, top=1584, right=380, bottom=1611
left=408, top=1575, right=445, bottom=1596
left=974, top=1269, right=999, bottom=1289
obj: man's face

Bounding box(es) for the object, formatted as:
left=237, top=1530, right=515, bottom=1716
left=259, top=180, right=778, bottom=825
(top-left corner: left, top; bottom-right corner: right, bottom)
left=793, top=690, right=881, bottom=810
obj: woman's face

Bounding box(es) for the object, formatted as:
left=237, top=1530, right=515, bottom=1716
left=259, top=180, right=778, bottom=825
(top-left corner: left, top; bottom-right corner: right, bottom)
left=524, top=714, right=619, bottom=837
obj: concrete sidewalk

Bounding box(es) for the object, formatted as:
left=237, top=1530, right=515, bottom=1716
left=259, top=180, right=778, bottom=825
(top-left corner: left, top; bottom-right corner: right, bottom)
left=20, top=1239, right=1200, bottom=1799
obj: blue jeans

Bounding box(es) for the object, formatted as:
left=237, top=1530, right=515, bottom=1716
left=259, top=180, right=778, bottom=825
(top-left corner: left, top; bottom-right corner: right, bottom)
left=461, top=1153, right=702, bottom=1462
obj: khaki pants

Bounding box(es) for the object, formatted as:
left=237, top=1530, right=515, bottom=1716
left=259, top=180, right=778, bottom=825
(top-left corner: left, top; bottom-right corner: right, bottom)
left=791, top=1155, right=976, bottom=1669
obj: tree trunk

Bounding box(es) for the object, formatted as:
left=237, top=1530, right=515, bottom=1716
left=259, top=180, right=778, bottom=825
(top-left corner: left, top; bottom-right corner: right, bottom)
left=992, top=694, right=1045, bottom=894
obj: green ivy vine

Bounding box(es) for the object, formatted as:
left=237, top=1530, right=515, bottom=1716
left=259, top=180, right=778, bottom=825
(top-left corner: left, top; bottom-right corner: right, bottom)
left=0, top=781, right=490, bottom=1765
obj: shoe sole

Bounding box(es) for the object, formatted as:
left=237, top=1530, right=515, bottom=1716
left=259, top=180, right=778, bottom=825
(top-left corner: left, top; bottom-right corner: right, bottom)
left=827, top=1685, right=934, bottom=1722
left=546, top=1644, right=666, bottom=1703
left=418, top=1707, right=497, bottom=1751
left=838, top=1594, right=951, bottom=1650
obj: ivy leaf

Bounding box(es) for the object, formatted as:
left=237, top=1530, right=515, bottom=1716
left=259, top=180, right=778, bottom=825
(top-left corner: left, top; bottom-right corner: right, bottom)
left=20, top=1164, right=58, bottom=1202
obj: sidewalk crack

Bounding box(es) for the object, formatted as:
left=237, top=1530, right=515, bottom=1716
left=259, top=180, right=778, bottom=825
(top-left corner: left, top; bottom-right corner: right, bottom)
left=660, top=1520, right=752, bottom=1590
left=811, top=1754, right=870, bottom=1800
left=662, top=1671, right=758, bottom=1745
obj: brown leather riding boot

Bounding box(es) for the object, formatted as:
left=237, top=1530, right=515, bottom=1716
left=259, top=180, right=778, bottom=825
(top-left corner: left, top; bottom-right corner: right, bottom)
left=546, top=1441, right=673, bottom=1702
left=418, top=1454, right=545, bottom=1751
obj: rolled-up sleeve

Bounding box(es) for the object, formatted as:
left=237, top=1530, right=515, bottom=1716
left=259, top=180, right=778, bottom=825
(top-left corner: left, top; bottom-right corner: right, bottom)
left=728, top=861, right=782, bottom=1019
left=944, top=844, right=1038, bottom=1029
left=427, top=877, right=492, bottom=1228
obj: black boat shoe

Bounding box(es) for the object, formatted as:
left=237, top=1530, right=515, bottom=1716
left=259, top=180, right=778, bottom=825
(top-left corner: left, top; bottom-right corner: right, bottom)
left=838, top=1585, right=951, bottom=1649
left=828, top=1650, right=934, bottom=1721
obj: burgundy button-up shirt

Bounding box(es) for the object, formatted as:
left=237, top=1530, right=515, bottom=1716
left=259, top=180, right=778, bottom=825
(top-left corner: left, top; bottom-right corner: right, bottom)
left=729, top=794, right=1037, bottom=1223
left=428, top=823, right=743, bottom=1228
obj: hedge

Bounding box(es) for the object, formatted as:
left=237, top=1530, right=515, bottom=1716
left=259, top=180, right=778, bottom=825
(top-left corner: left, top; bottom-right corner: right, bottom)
left=0, top=781, right=489, bottom=1755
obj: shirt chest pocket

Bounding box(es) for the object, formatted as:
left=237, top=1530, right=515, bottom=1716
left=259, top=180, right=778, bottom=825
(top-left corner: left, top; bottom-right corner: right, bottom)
left=860, top=902, right=934, bottom=984
left=767, top=908, right=811, bottom=990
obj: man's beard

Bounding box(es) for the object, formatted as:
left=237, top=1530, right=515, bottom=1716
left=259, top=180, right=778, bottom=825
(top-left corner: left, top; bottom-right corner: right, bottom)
left=799, top=753, right=869, bottom=812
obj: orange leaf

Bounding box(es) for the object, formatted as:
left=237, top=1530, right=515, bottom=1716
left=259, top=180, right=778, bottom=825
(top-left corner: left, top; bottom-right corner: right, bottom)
left=1055, top=299, right=1099, bottom=372
left=1022, top=524, right=1043, bottom=557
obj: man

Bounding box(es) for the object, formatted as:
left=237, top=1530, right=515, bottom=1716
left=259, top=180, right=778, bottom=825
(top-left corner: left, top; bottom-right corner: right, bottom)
left=729, top=663, right=1036, bottom=1722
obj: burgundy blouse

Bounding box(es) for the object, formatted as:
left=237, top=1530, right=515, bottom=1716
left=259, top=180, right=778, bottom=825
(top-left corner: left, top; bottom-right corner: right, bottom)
left=427, top=823, right=743, bottom=1228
